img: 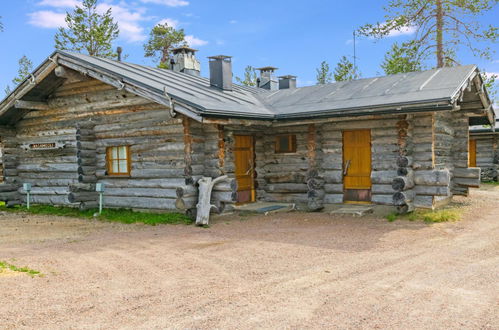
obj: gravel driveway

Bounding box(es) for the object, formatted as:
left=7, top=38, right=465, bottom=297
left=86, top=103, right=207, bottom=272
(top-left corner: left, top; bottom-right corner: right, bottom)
left=1, top=187, right=498, bottom=329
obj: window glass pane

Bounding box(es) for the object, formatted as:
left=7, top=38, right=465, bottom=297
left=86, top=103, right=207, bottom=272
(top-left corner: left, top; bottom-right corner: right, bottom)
left=118, top=146, right=127, bottom=159
left=112, top=147, right=119, bottom=159
left=118, top=160, right=128, bottom=173
left=279, top=136, right=289, bottom=152
left=112, top=160, right=119, bottom=173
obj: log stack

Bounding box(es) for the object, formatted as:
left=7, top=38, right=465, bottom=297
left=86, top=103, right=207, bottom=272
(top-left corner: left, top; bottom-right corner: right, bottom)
left=392, top=117, right=414, bottom=214
left=393, top=156, right=415, bottom=213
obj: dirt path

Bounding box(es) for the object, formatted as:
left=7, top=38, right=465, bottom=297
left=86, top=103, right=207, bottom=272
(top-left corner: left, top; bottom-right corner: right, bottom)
left=1, top=187, right=498, bottom=329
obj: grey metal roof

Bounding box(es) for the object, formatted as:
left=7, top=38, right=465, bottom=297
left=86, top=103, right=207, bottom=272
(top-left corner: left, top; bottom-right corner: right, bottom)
left=0, top=50, right=491, bottom=123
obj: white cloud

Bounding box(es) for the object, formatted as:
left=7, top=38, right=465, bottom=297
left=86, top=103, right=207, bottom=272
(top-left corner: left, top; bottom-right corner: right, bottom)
left=185, top=35, right=208, bottom=47
left=157, top=18, right=179, bottom=28
left=37, top=0, right=80, bottom=7
left=229, top=20, right=237, bottom=24
left=96, top=3, right=148, bottom=42
left=139, top=0, right=189, bottom=6
left=27, top=10, right=66, bottom=28
left=386, top=25, right=417, bottom=37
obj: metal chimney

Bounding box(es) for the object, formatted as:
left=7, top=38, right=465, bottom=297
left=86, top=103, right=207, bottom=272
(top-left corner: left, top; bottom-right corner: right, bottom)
left=117, top=47, right=123, bottom=62
left=172, top=46, right=201, bottom=76
left=208, top=55, right=233, bottom=91
left=278, top=75, right=297, bottom=89
left=256, top=66, right=279, bottom=90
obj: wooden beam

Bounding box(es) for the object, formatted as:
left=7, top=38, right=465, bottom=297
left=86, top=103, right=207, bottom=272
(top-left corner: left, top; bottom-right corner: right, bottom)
left=54, top=66, right=86, bottom=83
left=14, top=100, right=49, bottom=110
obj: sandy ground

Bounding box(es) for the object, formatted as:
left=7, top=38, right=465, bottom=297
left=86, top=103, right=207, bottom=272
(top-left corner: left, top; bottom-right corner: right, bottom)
left=0, top=187, right=498, bottom=329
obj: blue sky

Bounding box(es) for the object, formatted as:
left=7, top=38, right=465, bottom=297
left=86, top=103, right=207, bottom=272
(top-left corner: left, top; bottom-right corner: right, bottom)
left=1, top=0, right=498, bottom=97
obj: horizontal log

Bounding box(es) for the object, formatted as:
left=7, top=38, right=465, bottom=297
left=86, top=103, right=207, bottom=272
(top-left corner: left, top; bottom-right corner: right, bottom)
left=453, top=177, right=480, bottom=188
left=14, top=100, right=49, bottom=110
left=453, top=167, right=480, bottom=179
left=414, top=185, right=450, bottom=196
left=0, top=184, right=17, bottom=192
left=371, top=194, right=393, bottom=205
left=0, top=191, right=19, bottom=201
left=79, top=201, right=98, bottom=211
left=68, top=192, right=97, bottom=203
left=103, top=196, right=176, bottom=210
left=324, top=184, right=343, bottom=194
left=371, top=171, right=397, bottom=184
left=414, top=170, right=450, bottom=186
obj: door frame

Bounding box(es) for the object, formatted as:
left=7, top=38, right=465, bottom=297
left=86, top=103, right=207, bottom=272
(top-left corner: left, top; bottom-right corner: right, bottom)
left=342, top=129, right=372, bottom=204
left=233, top=134, right=256, bottom=204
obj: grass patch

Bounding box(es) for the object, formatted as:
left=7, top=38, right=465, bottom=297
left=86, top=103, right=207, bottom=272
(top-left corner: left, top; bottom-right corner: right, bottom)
left=0, top=204, right=192, bottom=226
left=483, top=181, right=499, bottom=185
left=386, top=213, right=397, bottom=222
left=387, top=208, right=462, bottom=223
left=0, top=260, right=42, bottom=277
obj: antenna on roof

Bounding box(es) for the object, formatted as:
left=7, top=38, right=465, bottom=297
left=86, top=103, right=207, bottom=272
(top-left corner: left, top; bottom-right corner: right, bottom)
left=353, top=30, right=356, bottom=69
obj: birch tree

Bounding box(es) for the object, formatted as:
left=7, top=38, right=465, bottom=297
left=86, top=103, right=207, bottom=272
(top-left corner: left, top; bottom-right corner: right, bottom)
left=5, top=55, right=33, bottom=95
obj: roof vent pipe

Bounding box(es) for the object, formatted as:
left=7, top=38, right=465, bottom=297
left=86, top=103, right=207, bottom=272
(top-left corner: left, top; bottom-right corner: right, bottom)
left=208, top=55, right=233, bottom=91
left=278, top=75, right=297, bottom=89
left=117, top=47, right=123, bottom=62
left=256, top=67, right=279, bottom=90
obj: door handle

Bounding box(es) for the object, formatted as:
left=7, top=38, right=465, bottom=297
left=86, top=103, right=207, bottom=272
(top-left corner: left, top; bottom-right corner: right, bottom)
left=245, top=159, right=254, bottom=175
left=343, top=160, right=351, bottom=176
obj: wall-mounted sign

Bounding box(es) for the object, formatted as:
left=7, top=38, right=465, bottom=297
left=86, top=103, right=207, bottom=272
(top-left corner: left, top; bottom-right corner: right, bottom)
left=21, top=141, right=65, bottom=151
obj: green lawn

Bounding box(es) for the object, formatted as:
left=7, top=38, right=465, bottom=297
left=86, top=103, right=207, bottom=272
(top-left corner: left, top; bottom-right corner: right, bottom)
left=0, top=203, right=192, bottom=226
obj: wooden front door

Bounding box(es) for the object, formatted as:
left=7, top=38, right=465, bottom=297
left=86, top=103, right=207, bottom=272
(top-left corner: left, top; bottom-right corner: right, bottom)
left=469, top=139, right=477, bottom=167
left=234, top=135, right=255, bottom=203
left=343, top=130, right=372, bottom=202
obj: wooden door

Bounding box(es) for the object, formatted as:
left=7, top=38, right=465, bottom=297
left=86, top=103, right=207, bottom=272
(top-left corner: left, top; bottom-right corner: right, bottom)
left=469, top=139, right=477, bottom=167
left=343, top=130, right=372, bottom=202
left=234, top=135, right=255, bottom=203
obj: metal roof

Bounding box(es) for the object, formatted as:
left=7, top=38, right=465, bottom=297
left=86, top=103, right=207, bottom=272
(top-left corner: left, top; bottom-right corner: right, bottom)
left=0, top=51, right=492, bottom=123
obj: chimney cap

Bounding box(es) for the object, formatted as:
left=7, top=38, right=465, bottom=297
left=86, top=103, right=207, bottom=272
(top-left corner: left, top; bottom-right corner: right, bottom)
left=256, top=66, right=278, bottom=72
left=172, top=46, right=198, bottom=54
left=278, top=75, right=297, bottom=79
left=208, top=55, right=232, bottom=60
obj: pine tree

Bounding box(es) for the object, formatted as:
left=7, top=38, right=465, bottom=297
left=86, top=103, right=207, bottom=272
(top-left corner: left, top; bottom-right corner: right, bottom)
left=381, top=41, right=423, bottom=75
left=144, top=23, right=186, bottom=69
left=5, top=55, right=33, bottom=95
left=54, top=0, right=119, bottom=59
left=333, top=56, right=360, bottom=82
left=316, top=61, right=333, bottom=85
left=358, top=0, right=499, bottom=67
left=235, top=66, right=258, bottom=87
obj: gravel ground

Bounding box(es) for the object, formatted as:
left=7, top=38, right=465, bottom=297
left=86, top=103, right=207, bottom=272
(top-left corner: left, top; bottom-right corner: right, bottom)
left=0, top=186, right=498, bottom=329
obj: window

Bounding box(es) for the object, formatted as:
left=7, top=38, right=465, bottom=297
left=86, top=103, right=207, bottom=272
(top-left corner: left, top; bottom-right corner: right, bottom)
left=275, top=134, right=297, bottom=153
left=106, top=146, right=131, bottom=176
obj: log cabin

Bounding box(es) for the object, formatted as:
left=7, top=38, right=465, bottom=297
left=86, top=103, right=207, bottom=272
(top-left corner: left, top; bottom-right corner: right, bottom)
left=0, top=48, right=495, bottom=214
left=469, top=119, right=499, bottom=182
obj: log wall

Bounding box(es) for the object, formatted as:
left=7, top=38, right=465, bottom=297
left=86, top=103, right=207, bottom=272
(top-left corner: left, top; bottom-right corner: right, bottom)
left=471, top=133, right=498, bottom=182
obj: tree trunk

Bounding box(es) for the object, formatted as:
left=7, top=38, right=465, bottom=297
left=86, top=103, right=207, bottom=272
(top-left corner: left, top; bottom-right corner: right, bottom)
left=436, top=0, right=444, bottom=68
left=195, top=175, right=230, bottom=226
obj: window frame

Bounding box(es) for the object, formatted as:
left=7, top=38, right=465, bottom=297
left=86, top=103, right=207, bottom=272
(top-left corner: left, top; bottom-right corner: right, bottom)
left=275, top=134, right=297, bottom=154
left=106, top=145, right=131, bottom=176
